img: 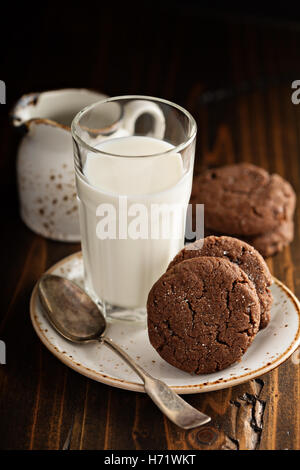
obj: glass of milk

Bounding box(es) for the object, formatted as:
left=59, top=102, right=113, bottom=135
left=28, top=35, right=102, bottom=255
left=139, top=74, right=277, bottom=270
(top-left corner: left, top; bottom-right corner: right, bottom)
left=71, top=96, right=196, bottom=322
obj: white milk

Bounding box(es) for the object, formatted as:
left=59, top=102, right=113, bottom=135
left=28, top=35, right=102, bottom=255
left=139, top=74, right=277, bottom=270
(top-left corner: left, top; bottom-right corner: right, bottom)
left=76, top=136, right=193, bottom=310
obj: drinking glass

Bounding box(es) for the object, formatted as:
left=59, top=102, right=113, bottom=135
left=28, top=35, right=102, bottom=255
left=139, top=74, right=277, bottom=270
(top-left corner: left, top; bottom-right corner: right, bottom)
left=72, top=96, right=197, bottom=321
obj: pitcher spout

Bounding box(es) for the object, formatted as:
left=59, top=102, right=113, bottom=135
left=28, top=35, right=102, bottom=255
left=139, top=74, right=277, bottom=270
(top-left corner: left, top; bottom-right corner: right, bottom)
left=11, top=88, right=106, bottom=131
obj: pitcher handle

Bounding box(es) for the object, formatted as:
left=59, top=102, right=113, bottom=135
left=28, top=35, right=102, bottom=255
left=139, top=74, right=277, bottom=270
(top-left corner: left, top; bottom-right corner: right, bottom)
left=122, top=99, right=166, bottom=140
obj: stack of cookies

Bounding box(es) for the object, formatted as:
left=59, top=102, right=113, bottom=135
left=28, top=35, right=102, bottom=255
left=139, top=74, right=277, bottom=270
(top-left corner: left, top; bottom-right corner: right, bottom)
left=190, top=163, right=296, bottom=257
left=147, top=236, right=272, bottom=374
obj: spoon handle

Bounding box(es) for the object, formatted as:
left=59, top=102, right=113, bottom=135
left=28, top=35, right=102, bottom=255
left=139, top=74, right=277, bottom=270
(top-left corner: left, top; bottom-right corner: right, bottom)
left=100, top=336, right=153, bottom=381
left=100, top=336, right=211, bottom=429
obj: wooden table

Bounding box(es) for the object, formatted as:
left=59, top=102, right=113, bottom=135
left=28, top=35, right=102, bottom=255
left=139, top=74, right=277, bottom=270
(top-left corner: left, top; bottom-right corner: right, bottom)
left=1, top=5, right=300, bottom=450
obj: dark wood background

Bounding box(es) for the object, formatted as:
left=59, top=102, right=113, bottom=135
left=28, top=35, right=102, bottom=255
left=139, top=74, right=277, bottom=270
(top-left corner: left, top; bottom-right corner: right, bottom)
left=1, top=3, right=300, bottom=450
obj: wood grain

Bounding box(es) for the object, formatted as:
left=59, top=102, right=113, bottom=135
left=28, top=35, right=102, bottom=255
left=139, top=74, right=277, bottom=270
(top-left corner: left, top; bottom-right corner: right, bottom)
left=0, top=6, right=300, bottom=450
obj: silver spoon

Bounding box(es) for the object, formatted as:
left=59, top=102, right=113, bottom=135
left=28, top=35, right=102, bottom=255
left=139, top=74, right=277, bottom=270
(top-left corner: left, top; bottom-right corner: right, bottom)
left=38, top=274, right=211, bottom=430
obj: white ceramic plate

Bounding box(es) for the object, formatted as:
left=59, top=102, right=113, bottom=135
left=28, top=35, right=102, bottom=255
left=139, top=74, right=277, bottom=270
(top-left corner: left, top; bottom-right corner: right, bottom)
left=30, top=252, right=300, bottom=394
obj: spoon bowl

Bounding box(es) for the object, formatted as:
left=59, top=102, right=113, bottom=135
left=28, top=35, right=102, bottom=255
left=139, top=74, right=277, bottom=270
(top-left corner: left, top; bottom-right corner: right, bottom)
left=39, top=274, right=106, bottom=342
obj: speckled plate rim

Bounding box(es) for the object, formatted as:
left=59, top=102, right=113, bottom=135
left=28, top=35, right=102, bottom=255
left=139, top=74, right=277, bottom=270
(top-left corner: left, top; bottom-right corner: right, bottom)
left=30, top=251, right=300, bottom=394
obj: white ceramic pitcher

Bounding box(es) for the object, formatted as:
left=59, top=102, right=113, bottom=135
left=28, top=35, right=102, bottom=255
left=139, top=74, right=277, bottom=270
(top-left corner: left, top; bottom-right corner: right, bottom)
left=12, top=89, right=166, bottom=242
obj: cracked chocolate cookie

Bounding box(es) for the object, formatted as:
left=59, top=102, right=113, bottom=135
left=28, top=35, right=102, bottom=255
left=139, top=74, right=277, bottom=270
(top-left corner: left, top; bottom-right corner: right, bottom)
left=147, top=256, right=260, bottom=374
left=193, top=163, right=296, bottom=236
left=245, top=220, right=294, bottom=258
left=204, top=221, right=295, bottom=258
left=167, top=236, right=272, bottom=329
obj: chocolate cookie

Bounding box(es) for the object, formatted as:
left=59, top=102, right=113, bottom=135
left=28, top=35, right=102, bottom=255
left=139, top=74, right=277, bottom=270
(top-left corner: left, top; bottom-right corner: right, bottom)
left=168, top=236, right=272, bottom=330
left=205, top=221, right=294, bottom=258
left=246, top=220, right=294, bottom=258
left=147, top=256, right=260, bottom=374
left=192, top=163, right=296, bottom=236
